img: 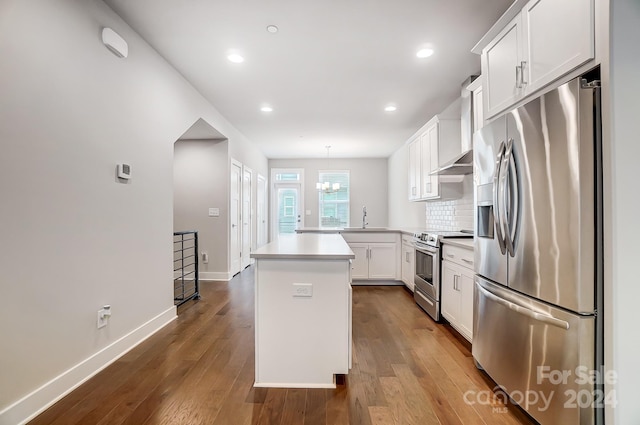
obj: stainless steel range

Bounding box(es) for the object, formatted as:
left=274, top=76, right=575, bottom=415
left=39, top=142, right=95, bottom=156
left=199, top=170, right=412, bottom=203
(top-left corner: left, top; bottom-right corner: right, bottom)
left=413, top=231, right=472, bottom=321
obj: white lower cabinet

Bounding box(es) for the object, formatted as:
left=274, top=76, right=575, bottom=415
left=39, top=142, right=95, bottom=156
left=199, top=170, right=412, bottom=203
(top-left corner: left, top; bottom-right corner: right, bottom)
left=348, top=242, right=397, bottom=280
left=401, top=237, right=415, bottom=291
left=349, top=243, right=369, bottom=279
left=341, top=232, right=400, bottom=281
left=441, top=244, right=475, bottom=342
left=368, top=243, right=398, bottom=279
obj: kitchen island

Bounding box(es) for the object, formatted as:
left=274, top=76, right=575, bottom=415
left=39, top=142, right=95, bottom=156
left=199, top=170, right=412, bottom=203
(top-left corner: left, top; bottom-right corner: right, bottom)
left=250, top=233, right=355, bottom=388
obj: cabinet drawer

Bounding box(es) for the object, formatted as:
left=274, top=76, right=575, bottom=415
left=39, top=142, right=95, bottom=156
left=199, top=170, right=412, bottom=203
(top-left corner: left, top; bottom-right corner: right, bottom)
left=442, top=244, right=474, bottom=269
left=401, top=234, right=414, bottom=245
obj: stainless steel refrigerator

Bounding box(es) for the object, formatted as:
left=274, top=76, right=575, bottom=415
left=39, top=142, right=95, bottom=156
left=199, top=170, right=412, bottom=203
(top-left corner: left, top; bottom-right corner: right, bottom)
left=473, top=76, right=603, bottom=424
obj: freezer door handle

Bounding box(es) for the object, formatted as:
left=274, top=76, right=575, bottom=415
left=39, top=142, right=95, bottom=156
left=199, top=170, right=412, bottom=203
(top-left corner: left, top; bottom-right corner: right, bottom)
left=477, top=283, right=570, bottom=330
left=493, top=141, right=507, bottom=255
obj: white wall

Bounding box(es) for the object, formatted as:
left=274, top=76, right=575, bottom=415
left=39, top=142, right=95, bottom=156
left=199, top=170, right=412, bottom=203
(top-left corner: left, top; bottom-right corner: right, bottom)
left=0, top=1, right=267, bottom=423
left=608, top=0, right=640, bottom=423
left=387, top=144, right=426, bottom=228
left=269, top=158, right=388, bottom=228
left=173, top=140, right=230, bottom=280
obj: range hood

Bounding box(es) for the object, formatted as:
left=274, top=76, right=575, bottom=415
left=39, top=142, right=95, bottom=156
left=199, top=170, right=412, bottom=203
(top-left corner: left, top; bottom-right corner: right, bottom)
left=430, top=149, right=473, bottom=175
left=431, top=75, right=476, bottom=176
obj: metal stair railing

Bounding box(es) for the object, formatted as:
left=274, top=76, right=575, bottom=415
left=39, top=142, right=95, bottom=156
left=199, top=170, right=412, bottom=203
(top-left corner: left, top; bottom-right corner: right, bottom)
left=173, top=231, right=200, bottom=306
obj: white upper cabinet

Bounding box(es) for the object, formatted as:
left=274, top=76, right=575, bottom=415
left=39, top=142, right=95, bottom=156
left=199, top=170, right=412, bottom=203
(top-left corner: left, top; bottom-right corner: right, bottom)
left=420, top=122, right=439, bottom=199
left=408, top=137, right=421, bottom=201
left=483, top=14, right=526, bottom=117
left=407, top=115, right=462, bottom=202
left=480, top=0, right=594, bottom=118
left=466, top=76, right=484, bottom=138
left=522, top=0, right=594, bottom=92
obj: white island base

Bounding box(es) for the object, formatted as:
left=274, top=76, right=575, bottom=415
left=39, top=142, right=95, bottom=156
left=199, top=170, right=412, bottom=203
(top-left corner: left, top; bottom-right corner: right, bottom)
left=251, top=234, right=354, bottom=388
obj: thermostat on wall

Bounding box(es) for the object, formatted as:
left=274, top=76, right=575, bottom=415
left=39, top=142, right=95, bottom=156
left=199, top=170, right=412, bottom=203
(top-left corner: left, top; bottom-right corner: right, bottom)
left=102, top=27, right=128, bottom=58
left=117, top=163, right=131, bottom=180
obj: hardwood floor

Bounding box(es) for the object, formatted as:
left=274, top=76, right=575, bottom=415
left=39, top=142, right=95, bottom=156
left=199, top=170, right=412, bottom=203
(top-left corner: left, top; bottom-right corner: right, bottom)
left=29, top=267, right=535, bottom=425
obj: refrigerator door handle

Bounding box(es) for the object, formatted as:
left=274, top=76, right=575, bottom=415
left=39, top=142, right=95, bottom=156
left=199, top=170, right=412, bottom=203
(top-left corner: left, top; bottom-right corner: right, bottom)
left=477, top=283, right=570, bottom=330
left=503, top=138, right=519, bottom=257
left=493, top=142, right=507, bottom=255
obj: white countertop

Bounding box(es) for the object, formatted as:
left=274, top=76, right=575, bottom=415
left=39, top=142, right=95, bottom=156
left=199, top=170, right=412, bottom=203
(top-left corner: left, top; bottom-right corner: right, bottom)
left=294, top=227, right=342, bottom=233
left=441, top=238, right=474, bottom=249
left=251, top=233, right=355, bottom=260
left=296, top=227, right=425, bottom=235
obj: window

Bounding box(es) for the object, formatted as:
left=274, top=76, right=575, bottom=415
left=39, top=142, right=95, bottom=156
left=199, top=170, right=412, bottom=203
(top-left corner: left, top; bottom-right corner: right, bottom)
left=275, top=172, right=301, bottom=181
left=283, top=195, right=295, bottom=217
left=318, top=171, right=349, bottom=228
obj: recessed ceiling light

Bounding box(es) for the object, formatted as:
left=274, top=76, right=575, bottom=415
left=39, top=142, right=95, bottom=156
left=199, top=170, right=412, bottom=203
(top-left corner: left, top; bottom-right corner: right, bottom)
left=261, top=105, right=273, bottom=112
left=266, top=25, right=279, bottom=34
left=416, top=48, right=434, bottom=58
left=384, top=105, right=397, bottom=112
left=227, top=53, right=244, bottom=63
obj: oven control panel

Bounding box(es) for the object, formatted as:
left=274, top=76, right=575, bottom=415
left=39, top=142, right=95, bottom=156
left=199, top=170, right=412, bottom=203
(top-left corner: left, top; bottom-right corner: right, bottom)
left=413, top=232, right=439, bottom=248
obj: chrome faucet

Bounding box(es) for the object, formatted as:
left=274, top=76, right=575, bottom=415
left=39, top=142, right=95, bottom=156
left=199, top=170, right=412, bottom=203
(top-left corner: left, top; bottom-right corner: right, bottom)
left=362, top=206, right=368, bottom=229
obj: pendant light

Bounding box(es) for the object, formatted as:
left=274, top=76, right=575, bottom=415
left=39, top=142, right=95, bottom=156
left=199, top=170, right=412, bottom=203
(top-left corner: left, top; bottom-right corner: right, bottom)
left=316, top=146, right=340, bottom=193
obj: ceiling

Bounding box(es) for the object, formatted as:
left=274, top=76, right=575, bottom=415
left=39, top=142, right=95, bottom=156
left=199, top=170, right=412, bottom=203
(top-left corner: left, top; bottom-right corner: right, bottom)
left=105, top=0, right=512, bottom=158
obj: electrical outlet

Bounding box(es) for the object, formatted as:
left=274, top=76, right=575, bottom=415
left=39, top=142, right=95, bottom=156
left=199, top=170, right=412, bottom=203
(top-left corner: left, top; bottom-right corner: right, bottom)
left=292, top=283, right=313, bottom=297
left=97, top=305, right=111, bottom=329
left=202, top=252, right=209, bottom=264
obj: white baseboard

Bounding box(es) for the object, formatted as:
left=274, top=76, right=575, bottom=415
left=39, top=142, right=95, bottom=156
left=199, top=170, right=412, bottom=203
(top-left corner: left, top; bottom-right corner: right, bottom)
left=0, top=306, right=177, bottom=425
left=173, top=271, right=232, bottom=281
left=253, top=382, right=336, bottom=389
left=351, top=280, right=404, bottom=286
left=199, top=271, right=232, bottom=281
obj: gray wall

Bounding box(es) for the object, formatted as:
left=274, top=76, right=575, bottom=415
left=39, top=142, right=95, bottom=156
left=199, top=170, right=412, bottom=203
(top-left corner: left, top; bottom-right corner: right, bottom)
left=269, top=158, right=389, bottom=228
left=0, top=0, right=267, bottom=421
left=608, top=0, right=640, bottom=422
left=174, top=139, right=229, bottom=279
left=387, top=143, right=427, bottom=228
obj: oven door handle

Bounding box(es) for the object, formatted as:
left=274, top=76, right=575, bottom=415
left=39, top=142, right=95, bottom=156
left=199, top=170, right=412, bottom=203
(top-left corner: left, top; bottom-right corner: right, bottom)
left=414, top=244, right=437, bottom=255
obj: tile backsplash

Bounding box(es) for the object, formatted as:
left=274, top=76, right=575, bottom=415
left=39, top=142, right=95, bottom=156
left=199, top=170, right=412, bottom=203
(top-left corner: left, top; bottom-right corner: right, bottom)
left=425, top=176, right=474, bottom=232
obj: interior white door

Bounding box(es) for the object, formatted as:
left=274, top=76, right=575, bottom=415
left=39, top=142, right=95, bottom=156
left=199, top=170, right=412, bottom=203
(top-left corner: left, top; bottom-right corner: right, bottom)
left=257, top=174, right=268, bottom=247
left=273, top=183, right=302, bottom=237
left=242, top=166, right=253, bottom=268
left=230, top=160, right=242, bottom=275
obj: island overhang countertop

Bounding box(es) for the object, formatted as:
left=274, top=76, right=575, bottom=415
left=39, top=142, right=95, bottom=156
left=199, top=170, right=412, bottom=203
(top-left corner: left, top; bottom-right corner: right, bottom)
left=250, top=233, right=355, bottom=260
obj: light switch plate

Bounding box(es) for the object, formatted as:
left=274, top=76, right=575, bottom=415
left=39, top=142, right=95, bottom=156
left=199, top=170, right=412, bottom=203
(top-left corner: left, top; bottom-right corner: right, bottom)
left=292, top=283, right=313, bottom=297
left=208, top=208, right=220, bottom=217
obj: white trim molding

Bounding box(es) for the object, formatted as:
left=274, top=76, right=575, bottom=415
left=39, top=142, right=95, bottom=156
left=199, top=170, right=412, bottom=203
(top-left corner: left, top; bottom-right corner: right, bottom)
left=199, top=271, right=232, bottom=281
